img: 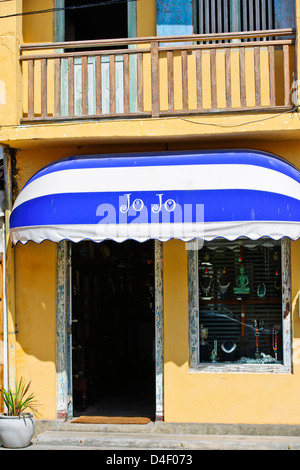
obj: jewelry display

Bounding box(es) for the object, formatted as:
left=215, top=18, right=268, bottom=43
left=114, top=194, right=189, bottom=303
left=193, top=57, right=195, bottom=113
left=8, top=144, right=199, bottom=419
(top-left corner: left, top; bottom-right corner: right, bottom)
left=221, top=341, right=236, bottom=354
left=221, top=341, right=237, bottom=361
left=200, top=324, right=208, bottom=345
left=274, top=266, right=281, bottom=294
left=218, top=267, right=230, bottom=299
left=274, top=280, right=281, bottom=292
left=236, top=352, right=280, bottom=364
left=257, top=282, right=266, bottom=298
left=199, top=277, right=212, bottom=298
left=241, top=311, right=245, bottom=337
left=210, top=339, right=218, bottom=362
left=256, top=246, right=269, bottom=298
left=199, top=262, right=213, bottom=299
left=198, top=241, right=282, bottom=365
left=272, top=325, right=279, bottom=360
left=210, top=349, right=217, bottom=362
left=218, top=280, right=230, bottom=294
left=200, top=324, right=209, bottom=362
left=264, top=246, right=270, bottom=281
left=254, top=318, right=264, bottom=359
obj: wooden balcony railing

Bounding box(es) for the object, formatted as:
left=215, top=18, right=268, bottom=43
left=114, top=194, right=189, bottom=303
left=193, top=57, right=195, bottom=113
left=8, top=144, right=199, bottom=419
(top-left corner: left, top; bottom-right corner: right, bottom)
left=20, top=29, right=296, bottom=123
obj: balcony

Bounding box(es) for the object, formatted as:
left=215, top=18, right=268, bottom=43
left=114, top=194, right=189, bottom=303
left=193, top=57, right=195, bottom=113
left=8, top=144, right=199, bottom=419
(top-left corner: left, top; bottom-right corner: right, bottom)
left=20, top=29, right=296, bottom=123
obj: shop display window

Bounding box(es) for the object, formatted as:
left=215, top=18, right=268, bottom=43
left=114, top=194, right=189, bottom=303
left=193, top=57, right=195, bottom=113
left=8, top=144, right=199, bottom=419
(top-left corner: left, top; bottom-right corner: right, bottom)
left=188, top=238, right=292, bottom=372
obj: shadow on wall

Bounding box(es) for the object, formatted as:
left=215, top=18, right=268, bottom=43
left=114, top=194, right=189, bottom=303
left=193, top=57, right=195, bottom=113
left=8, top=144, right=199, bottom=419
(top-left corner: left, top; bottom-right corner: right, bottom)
left=14, top=241, right=57, bottom=364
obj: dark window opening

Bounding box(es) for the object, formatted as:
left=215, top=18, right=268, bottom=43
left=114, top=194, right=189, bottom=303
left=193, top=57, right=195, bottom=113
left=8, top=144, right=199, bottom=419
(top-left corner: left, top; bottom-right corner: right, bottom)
left=65, top=0, right=128, bottom=44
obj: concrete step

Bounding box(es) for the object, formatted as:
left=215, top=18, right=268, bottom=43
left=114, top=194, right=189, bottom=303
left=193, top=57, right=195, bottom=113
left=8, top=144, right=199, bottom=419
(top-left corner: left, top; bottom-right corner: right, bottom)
left=33, top=419, right=300, bottom=437
left=34, top=430, right=300, bottom=450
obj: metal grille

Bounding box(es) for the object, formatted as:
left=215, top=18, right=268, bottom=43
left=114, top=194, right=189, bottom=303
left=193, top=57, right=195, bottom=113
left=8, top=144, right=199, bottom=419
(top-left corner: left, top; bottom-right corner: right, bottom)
left=197, top=0, right=275, bottom=35
left=241, top=0, right=275, bottom=32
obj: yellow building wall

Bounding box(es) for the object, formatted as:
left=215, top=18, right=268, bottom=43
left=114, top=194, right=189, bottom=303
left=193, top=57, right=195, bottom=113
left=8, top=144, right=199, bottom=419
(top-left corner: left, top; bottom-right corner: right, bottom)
left=12, top=139, right=300, bottom=422
left=1, top=0, right=300, bottom=423
left=0, top=1, right=23, bottom=125
left=0, top=0, right=53, bottom=126
left=14, top=241, right=57, bottom=419
left=22, top=0, right=53, bottom=43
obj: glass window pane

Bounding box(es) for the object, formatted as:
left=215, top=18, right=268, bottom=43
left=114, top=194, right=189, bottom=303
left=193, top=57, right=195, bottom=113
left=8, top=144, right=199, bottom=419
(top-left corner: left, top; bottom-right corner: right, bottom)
left=198, top=239, right=282, bottom=364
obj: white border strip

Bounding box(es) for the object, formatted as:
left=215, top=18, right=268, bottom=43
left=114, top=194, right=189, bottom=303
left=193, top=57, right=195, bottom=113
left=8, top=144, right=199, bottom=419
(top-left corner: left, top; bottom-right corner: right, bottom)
left=10, top=220, right=300, bottom=244
left=13, top=164, right=300, bottom=210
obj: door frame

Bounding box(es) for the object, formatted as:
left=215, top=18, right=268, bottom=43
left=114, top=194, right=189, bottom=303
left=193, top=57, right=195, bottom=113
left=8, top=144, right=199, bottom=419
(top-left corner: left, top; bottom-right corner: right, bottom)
left=56, top=239, right=164, bottom=421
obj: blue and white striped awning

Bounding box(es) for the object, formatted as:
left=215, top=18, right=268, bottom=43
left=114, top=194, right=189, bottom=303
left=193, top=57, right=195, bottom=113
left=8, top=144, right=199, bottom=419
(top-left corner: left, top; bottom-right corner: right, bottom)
left=10, top=150, right=300, bottom=244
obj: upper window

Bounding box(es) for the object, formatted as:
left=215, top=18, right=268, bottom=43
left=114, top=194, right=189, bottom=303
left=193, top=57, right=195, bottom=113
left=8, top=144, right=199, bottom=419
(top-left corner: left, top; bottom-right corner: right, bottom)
left=65, top=0, right=128, bottom=42
left=188, top=237, right=292, bottom=373
left=195, top=0, right=295, bottom=35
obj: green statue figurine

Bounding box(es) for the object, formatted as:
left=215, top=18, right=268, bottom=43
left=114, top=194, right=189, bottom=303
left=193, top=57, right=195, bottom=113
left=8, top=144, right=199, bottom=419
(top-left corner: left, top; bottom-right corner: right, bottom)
left=233, top=265, right=250, bottom=294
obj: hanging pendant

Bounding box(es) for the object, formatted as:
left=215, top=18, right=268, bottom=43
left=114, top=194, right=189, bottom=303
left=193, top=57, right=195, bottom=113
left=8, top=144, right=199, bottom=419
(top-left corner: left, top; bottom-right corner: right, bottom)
left=257, top=282, right=266, bottom=298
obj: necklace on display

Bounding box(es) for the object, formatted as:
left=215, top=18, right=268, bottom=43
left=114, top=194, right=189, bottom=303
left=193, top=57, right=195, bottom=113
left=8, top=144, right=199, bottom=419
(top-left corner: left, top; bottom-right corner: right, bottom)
left=272, top=325, right=279, bottom=360
left=257, top=282, right=266, bottom=298
left=221, top=342, right=236, bottom=354
left=218, top=280, right=230, bottom=294
left=257, top=248, right=269, bottom=299
left=274, top=279, right=281, bottom=292
left=200, top=278, right=212, bottom=297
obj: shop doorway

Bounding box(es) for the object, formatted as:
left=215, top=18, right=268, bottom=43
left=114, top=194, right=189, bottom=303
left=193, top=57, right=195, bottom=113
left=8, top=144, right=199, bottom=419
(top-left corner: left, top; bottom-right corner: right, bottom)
left=71, top=240, right=156, bottom=419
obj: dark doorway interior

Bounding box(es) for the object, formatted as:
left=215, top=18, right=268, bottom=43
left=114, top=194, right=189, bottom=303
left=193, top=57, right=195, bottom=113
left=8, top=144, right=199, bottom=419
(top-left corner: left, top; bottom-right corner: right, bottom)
left=71, top=240, right=155, bottom=418
left=65, top=0, right=128, bottom=42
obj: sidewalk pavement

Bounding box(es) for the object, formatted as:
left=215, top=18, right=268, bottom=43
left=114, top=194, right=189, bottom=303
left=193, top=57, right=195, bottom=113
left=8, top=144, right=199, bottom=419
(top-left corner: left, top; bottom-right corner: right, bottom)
left=2, top=420, right=300, bottom=450
left=22, top=431, right=300, bottom=450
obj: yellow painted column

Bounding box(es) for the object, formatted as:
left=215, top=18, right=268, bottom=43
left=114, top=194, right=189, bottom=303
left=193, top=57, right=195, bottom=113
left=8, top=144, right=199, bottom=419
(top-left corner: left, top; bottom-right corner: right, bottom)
left=3, top=148, right=16, bottom=390
left=137, top=0, right=156, bottom=36
left=0, top=0, right=23, bottom=126
left=163, top=239, right=189, bottom=421
left=0, top=0, right=24, bottom=390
